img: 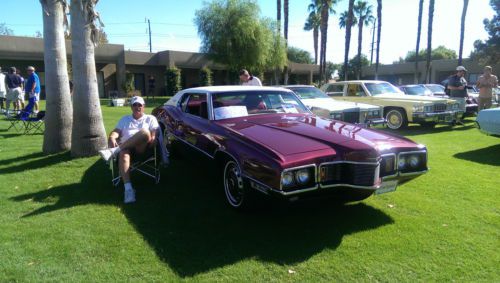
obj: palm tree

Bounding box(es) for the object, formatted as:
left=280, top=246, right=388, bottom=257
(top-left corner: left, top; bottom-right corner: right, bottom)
left=70, top=0, right=107, bottom=157
left=375, top=0, right=382, bottom=79
left=40, top=0, right=73, bottom=153
left=425, top=0, right=435, bottom=83
left=458, top=0, right=469, bottom=65
left=318, top=0, right=337, bottom=83
left=414, top=0, right=424, bottom=83
left=283, top=0, right=289, bottom=84
left=276, top=0, right=281, bottom=84
left=343, top=0, right=356, bottom=81
left=304, top=10, right=321, bottom=64
left=354, top=0, right=375, bottom=79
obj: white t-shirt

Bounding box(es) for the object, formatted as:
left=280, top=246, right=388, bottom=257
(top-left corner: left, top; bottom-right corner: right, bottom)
left=115, top=114, right=159, bottom=143
left=0, top=73, right=6, bottom=98
left=242, top=76, right=262, bottom=86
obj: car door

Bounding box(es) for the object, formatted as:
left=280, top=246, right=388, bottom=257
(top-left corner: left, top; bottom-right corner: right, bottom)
left=178, top=92, right=218, bottom=158
left=342, top=83, right=372, bottom=104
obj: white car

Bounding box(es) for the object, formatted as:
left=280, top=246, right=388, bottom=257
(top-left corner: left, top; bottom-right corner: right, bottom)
left=284, top=85, right=385, bottom=126
left=476, top=108, right=500, bottom=136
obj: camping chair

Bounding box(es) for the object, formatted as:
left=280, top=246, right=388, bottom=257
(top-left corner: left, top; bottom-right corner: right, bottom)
left=23, top=111, right=45, bottom=134
left=109, top=127, right=169, bottom=187
left=5, top=99, right=36, bottom=132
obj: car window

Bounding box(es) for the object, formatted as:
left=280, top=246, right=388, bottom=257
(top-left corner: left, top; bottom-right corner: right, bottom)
left=425, top=85, right=445, bottom=93
left=347, top=84, right=366, bottom=97
left=365, top=82, right=403, bottom=95
left=404, top=85, right=432, bottom=96
left=289, top=87, right=329, bottom=99
left=183, top=93, right=208, bottom=119
left=212, top=91, right=310, bottom=120
left=326, top=84, right=344, bottom=96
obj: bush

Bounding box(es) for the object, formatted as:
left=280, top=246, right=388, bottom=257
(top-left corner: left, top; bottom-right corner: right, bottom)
left=165, top=66, right=182, bottom=96
left=199, top=67, right=213, bottom=86
left=122, top=72, right=135, bottom=96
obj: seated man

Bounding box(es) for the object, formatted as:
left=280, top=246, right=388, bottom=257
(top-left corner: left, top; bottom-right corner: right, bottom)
left=99, top=96, right=159, bottom=204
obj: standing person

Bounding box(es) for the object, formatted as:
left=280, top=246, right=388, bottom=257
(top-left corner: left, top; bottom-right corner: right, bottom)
left=476, top=66, right=498, bottom=110
left=99, top=96, right=159, bottom=204
left=4, top=67, right=23, bottom=115
left=239, top=69, right=262, bottom=86
left=25, top=66, right=41, bottom=113
left=447, top=66, right=468, bottom=122
left=0, top=67, right=6, bottom=113
left=147, top=75, right=155, bottom=99
left=16, top=69, right=25, bottom=110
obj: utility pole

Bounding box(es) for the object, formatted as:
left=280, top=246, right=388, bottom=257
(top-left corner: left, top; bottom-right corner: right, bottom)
left=370, top=18, right=377, bottom=65
left=147, top=18, right=152, bottom=53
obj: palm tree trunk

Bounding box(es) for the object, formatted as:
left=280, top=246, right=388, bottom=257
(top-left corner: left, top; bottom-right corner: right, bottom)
left=425, top=0, right=435, bottom=84
left=415, top=0, right=424, bottom=83
left=458, top=0, right=469, bottom=65
left=276, top=0, right=281, bottom=84
left=313, top=27, right=319, bottom=64
left=41, top=0, right=73, bottom=153
left=357, top=21, right=363, bottom=80
left=344, top=0, right=355, bottom=81
left=70, top=0, right=107, bottom=157
left=283, top=0, right=289, bottom=84
left=320, top=2, right=330, bottom=83
left=375, top=0, right=382, bottom=80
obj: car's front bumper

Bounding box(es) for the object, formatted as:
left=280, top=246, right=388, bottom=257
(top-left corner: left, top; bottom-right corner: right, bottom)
left=412, top=111, right=459, bottom=123
left=363, top=117, right=386, bottom=127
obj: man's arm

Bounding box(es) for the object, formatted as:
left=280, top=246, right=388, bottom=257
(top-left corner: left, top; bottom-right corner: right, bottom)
left=447, top=77, right=465, bottom=90
left=108, top=128, right=121, bottom=148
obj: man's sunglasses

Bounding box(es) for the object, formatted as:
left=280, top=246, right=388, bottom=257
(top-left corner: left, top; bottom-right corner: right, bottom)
left=132, top=103, right=143, bottom=107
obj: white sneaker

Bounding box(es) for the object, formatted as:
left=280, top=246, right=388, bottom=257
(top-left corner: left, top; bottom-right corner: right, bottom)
left=99, top=147, right=118, bottom=162
left=124, top=188, right=136, bottom=204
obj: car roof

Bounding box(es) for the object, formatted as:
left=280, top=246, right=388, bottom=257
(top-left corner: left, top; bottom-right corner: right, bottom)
left=399, top=84, right=422, bottom=87
left=280, top=85, right=316, bottom=88
left=329, top=80, right=390, bottom=84
left=180, top=85, right=290, bottom=93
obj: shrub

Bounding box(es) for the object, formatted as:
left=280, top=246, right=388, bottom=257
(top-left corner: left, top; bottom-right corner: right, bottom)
left=122, top=72, right=135, bottom=96
left=199, top=67, right=213, bottom=86
left=165, top=66, right=182, bottom=96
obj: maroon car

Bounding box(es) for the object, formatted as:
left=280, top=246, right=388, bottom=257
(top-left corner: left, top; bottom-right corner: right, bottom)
left=153, top=86, right=428, bottom=209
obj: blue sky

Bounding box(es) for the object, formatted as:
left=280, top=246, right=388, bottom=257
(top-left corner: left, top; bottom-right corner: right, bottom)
left=0, top=0, right=494, bottom=64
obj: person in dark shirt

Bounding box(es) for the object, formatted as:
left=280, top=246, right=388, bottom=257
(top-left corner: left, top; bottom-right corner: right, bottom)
left=447, top=66, right=468, bottom=122
left=4, top=67, right=23, bottom=115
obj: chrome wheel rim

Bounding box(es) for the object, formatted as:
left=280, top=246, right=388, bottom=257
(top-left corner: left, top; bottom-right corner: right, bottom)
left=387, top=110, right=403, bottom=129
left=224, top=161, right=244, bottom=207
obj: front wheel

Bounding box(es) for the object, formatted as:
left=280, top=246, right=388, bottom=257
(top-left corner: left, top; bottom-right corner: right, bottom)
left=223, top=160, right=253, bottom=209
left=385, top=109, right=408, bottom=130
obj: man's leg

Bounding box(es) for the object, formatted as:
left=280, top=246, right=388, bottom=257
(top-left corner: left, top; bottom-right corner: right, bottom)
left=118, top=149, right=136, bottom=203
left=478, top=97, right=486, bottom=111
left=99, top=129, right=152, bottom=162
left=485, top=97, right=492, bottom=109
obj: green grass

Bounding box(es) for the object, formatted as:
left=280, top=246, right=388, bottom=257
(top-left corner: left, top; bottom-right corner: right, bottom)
left=0, top=102, right=499, bottom=282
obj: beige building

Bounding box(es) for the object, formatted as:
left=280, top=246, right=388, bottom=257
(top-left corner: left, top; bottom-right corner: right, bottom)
left=0, top=35, right=319, bottom=98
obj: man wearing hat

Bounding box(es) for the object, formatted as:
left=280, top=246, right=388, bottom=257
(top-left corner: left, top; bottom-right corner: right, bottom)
left=99, top=96, right=159, bottom=203
left=447, top=66, right=468, bottom=120
left=25, top=66, right=41, bottom=113
left=476, top=66, right=498, bottom=110
left=0, top=67, right=6, bottom=113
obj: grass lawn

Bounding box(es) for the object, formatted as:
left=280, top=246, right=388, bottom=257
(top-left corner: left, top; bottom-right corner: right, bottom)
left=0, top=100, right=498, bottom=282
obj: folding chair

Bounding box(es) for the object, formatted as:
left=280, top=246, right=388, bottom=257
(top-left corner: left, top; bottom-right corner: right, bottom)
left=23, top=111, right=45, bottom=134
left=6, top=110, right=31, bottom=131
left=109, top=127, right=169, bottom=187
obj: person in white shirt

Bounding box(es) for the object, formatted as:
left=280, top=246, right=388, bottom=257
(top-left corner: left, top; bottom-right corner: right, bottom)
left=239, top=69, right=262, bottom=86
left=0, top=67, right=6, bottom=113
left=99, top=96, right=159, bottom=203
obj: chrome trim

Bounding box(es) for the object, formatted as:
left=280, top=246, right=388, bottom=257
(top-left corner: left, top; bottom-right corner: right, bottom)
left=170, top=133, right=215, bottom=159
left=397, top=150, right=428, bottom=172
left=380, top=153, right=398, bottom=178
left=280, top=164, right=318, bottom=192
left=318, top=160, right=380, bottom=189
left=400, top=169, right=429, bottom=177
left=319, top=183, right=379, bottom=190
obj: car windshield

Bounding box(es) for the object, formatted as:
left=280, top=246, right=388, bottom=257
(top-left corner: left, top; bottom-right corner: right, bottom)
left=425, top=84, right=445, bottom=93
left=288, top=87, right=329, bottom=99
left=365, top=82, right=403, bottom=95
left=212, top=91, right=310, bottom=120
left=404, top=85, right=433, bottom=96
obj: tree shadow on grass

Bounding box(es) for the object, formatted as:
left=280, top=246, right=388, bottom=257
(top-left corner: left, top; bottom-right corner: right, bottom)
left=11, top=159, right=393, bottom=278
left=379, top=118, right=476, bottom=137
left=0, top=152, right=72, bottom=175
left=453, top=144, right=500, bottom=166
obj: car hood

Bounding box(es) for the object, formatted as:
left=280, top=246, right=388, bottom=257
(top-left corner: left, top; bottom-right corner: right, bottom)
left=217, top=114, right=419, bottom=159
left=374, top=93, right=449, bottom=103
left=302, top=98, right=379, bottom=111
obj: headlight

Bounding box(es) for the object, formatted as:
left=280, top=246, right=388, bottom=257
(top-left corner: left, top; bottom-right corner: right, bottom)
left=368, top=110, right=380, bottom=117
left=408, top=156, right=420, bottom=168
left=282, top=172, right=294, bottom=187
left=424, top=105, right=433, bottom=112
left=413, top=105, right=424, bottom=112
left=330, top=112, right=342, bottom=120
left=295, top=169, right=311, bottom=184
left=398, top=156, right=407, bottom=169
left=452, top=103, right=459, bottom=110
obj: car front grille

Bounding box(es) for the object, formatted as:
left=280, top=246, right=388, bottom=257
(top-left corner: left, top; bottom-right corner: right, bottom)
left=342, top=111, right=360, bottom=123
left=319, top=162, right=378, bottom=187
left=434, top=103, right=447, bottom=112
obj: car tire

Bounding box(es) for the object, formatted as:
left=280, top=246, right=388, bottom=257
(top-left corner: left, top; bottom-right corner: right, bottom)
left=223, top=159, right=254, bottom=209
left=385, top=109, right=408, bottom=130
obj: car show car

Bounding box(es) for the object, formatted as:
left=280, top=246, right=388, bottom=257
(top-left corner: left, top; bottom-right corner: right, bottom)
left=422, top=84, right=448, bottom=98
left=476, top=108, right=500, bottom=136
left=283, top=85, right=385, bottom=126
left=153, top=86, right=428, bottom=209
left=398, top=84, right=434, bottom=97
left=321, top=80, right=463, bottom=129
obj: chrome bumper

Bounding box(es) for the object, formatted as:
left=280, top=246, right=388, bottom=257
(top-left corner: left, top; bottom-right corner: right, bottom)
left=412, top=111, right=458, bottom=123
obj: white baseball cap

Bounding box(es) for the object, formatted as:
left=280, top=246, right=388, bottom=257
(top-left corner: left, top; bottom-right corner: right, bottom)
left=130, top=96, right=145, bottom=105
left=456, top=66, right=467, bottom=72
